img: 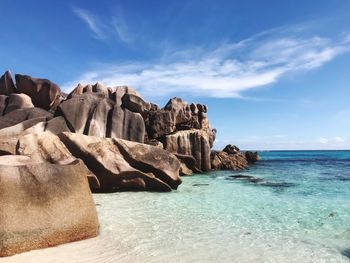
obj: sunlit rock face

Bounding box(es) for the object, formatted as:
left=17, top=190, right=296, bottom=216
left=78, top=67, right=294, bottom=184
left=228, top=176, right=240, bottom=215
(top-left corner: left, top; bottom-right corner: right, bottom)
left=57, top=83, right=145, bottom=142
left=0, top=71, right=259, bottom=189
left=0, top=71, right=262, bottom=257
left=0, top=159, right=99, bottom=257
left=210, top=144, right=260, bottom=170
left=58, top=132, right=181, bottom=192
left=15, top=74, right=62, bottom=111
left=0, top=71, right=217, bottom=178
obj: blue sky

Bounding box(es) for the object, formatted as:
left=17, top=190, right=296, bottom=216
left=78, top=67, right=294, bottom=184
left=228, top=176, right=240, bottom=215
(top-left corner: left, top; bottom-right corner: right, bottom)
left=1, top=0, right=350, bottom=150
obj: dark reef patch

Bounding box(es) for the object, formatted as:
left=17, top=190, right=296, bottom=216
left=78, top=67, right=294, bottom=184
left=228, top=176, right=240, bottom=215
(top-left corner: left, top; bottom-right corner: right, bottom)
left=341, top=248, right=350, bottom=259
left=227, top=174, right=264, bottom=183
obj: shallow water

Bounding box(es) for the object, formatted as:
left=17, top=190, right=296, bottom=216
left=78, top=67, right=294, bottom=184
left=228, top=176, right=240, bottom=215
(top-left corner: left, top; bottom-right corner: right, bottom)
left=2, top=151, right=350, bottom=263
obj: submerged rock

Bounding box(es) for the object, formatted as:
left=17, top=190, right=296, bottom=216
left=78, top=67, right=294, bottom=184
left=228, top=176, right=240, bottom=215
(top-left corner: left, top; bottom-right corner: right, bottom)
left=227, top=174, right=264, bottom=183
left=0, top=160, right=99, bottom=257
left=227, top=174, right=294, bottom=188
left=258, top=181, right=295, bottom=188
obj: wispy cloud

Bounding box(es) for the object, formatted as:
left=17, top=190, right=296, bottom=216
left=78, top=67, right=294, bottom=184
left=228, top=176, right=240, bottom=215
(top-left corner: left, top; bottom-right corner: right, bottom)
left=62, top=26, right=350, bottom=98
left=73, top=7, right=132, bottom=44
left=73, top=8, right=106, bottom=40
left=112, top=9, right=133, bottom=44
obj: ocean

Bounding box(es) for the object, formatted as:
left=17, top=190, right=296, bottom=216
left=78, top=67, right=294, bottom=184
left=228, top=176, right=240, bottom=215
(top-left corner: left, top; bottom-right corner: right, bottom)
left=2, top=151, right=350, bottom=263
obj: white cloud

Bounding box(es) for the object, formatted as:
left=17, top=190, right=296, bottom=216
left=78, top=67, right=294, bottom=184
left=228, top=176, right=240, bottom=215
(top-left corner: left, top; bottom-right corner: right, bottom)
left=62, top=27, right=350, bottom=98
left=213, top=135, right=349, bottom=150
left=319, top=137, right=329, bottom=144
left=318, top=136, right=347, bottom=144
left=73, top=8, right=106, bottom=40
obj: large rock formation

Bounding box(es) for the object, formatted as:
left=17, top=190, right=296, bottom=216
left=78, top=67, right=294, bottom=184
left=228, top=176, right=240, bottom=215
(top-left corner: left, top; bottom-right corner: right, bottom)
left=163, top=130, right=212, bottom=172
left=0, top=70, right=257, bottom=184
left=245, top=151, right=260, bottom=163
left=0, top=70, right=260, bottom=257
left=0, top=107, right=52, bottom=129
left=143, top=98, right=216, bottom=173
left=211, top=145, right=260, bottom=170
left=3, top=93, right=34, bottom=115
left=16, top=132, right=100, bottom=190
left=0, top=71, right=17, bottom=95
left=211, top=150, right=248, bottom=170
left=57, top=88, right=145, bottom=143
left=15, top=74, right=62, bottom=111
left=0, top=159, right=99, bottom=257
left=58, top=132, right=181, bottom=192
left=0, top=137, right=18, bottom=155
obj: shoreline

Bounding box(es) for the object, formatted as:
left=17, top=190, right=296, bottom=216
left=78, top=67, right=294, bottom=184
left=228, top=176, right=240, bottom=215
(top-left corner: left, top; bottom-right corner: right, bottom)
left=2, top=165, right=350, bottom=263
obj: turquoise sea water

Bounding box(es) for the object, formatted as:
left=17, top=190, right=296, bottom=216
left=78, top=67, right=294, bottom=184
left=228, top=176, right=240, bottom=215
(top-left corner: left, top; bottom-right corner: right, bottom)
left=3, top=151, right=350, bottom=263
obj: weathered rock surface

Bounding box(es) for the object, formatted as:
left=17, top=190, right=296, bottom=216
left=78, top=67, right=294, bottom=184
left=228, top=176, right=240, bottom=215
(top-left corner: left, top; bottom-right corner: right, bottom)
left=21, top=116, right=70, bottom=135
left=114, top=138, right=181, bottom=189
left=163, top=130, right=211, bottom=172
left=17, top=132, right=76, bottom=164
left=17, top=132, right=100, bottom=190
left=211, top=145, right=260, bottom=170
left=0, top=155, right=39, bottom=166
left=109, top=107, right=145, bottom=143
left=67, top=83, right=108, bottom=99
left=0, top=108, right=52, bottom=129
left=0, top=95, right=7, bottom=115
left=174, top=153, right=200, bottom=173
left=245, top=151, right=260, bottom=163
left=146, top=110, right=174, bottom=139
left=0, top=70, right=258, bottom=190
left=0, top=137, right=18, bottom=155
left=0, top=117, right=49, bottom=137
left=223, top=144, right=240, bottom=155
left=144, top=97, right=216, bottom=174
left=67, top=83, right=140, bottom=103
left=57, top=92, right=145, bottom=142
left=122, top=93, right=151, bottom=117
left=3, top=93, right=34, bottom=115
left=0, top=160, right=99, bottom=257
left=0, top=71, right=17, bottom=95
left=211, top=150, right=248, bottom=170
left=0, top=70, right=263, bottom=257
left=163, top=97, right=192, bottom=130
left=15, top=74, right=62, bottom=111
left=58, top=132, right=181, bottom=192
left=0, top=93, right=35, bottom=116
